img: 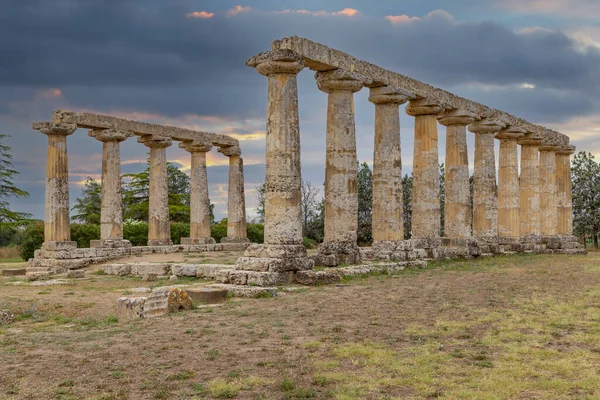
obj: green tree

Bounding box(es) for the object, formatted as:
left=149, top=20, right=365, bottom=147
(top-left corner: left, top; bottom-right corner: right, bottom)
left=357, top=162, right=373, bottom=244
left=0, top=134, right=31, bottom=245
left=255, top=182, right=265, bottom=223
left=572, top=151, right=600, bottom=248
left=439, top=163, right=445, bottom=237
left=402, top=173, right=413, bottom=239
left=301, top=180, right=320, bottom=236
left=72, top=177, right=101, bottom=224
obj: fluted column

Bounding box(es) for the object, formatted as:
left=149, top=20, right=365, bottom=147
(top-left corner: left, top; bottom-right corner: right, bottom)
left=540, top=145, right=559, bottom=236
left=495, top=127, right=525, bottom=238
left=369, top=86, right=408, bottom=242
left=406, top=98, right=443, bottom=238
left=469, top=120, right=503, bottom=239
left=33, top=122, right=78, bottom=249
left=219, top=146, right=249, bottom=243
left=556, top=145, right=575, bottom=236
left=139, top=135, right=173, bottom=246
left=316, top=69, right=366, bottom=266
left=438, top=110, right=475, bottom=238
left=89, top=129, right=132, bottom=248
left=180, top=141, right=215, bottom=245
left=518, top=133, right=542, bottom=237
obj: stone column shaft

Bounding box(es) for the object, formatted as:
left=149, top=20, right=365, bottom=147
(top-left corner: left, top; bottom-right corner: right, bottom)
left=180, top=141, right=214, bottom=245
left=518, top=139, right=542, bottom=236
left=556, top=146, right=575, bottom=235
left=540, top=147, right=558, bottom=236
left=407, top=99, right=443, bottom=238
left=369, top=86, right=408, bottom=242
left=439, top=112, right=475, bottom=238
left=219, top=146, right=249, bottom=243
left=90, top=129, right=132, bottom=247
left=496, top=128, right=525, bottom=238
left=139, top=136, right=173, bottom=246
left=33, top=122, right=78, bottom=248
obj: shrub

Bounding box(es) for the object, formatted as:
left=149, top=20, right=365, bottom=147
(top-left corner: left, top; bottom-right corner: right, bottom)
left=246, top=223, right=264, bottom=244
left=170, top=222, right=190, bottom=245
left=19, top=222, right=44, bottom=261
left=123, top=220, right=148, bottom=246
left=70, top=223, right=100, bottom=248
left=303, top=237, right=317, bottom=249
left=211, top=223, right=228, bottom=243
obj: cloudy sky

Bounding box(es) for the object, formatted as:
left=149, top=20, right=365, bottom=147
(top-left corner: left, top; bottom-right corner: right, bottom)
left=1, top=0, right=599, bottom=221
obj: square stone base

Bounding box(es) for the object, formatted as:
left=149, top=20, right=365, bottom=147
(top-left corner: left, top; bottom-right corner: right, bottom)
left=90, top=239, right=132, bottom=249
left=234, top=243, right=314, bottom=274
left=41, top=241, right=77, bottom=251
left=181, top=237, right=216, bottom=245
left=221, top=237, right=251, bottom=244
left=147, top=239, right=174, bottom=246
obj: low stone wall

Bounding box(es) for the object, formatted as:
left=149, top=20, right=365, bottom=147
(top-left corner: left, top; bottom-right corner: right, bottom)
left=101, top=263, right=233, bottom=279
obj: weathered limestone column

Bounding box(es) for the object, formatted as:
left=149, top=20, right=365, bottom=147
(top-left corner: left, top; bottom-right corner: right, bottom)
left=556, top=145, right=575, bottom=235
left=406, top=98, right=442, bottom=239
left=469, top=120, right=503, bottom=241
left=89, top=129, right=133, bottom=248
left=33, top=122, right=78, bottom=250
left=180, top=140, right=215, bottom=245
left=518, top=133, right=542, bottom=238
left=369, top=86, right=408, bottom=243
left=219, top=146, right=249, bottom=243
left=438, top=110, right=474, bottom=238
left=539, top=144, right=559, bottom=236
left=495, top=127, right=525, bottom=239
left=139, top=135, right=173, bottom=246
left=315, top=69, right=367, bottom=266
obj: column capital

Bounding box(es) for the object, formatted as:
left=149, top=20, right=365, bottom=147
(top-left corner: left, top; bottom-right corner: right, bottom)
left=89, top=129, right=132, bottom=143
left=218, top=145, right=241, bottom=157
left=539, top=143, right=562, bottom=152
left=495, top=125, right=526, bottom=140
left=33, top=122, right=77, bottom=136
left=368, top=85, right=410, bottom=105
left=517, top=131, right=543, bottom=146
left=137, top=135, right=172, bottom=148
left=438, top=109, right=475, bottom=126
left=556, top=144, right=576, bottom=155
left=249, top=49, right=305, bottom=76
left=179, top=140, right=213, bottom=154
left=315, top=69, right=368, bottom=93
left=405, top=98, right=442, bottom=116
left=468, top=118, right=505, bottom=134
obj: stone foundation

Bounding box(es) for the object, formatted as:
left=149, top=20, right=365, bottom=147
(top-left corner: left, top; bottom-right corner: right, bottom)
left=181, top=237, right=216, bottom=245
left=313, top=242, right=361, bottom=267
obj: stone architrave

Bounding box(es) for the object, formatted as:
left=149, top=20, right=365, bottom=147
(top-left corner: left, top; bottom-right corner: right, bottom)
left=369, top=86, right=409, bottom=243
left=539, top=144, right=560, bottom=236
left=179, top=141, right=216, bottom=245
left=438, top=110, right=475, bottom=238
left=33, top=121, right=78, bottom=250
left=219, top=146, right=250, bottom=243
left=139, top=135, right=173, bottom=246
left=406, top=98, right=443, bottom=238
left=89, top=129, right=133, bottom=248
left=468, top=119, right=504, bottom=239
left=556, top=145, right=575, bottom=235
left=518, top=132, right=543, bottom=237
left=315, top=68, right=368, bottom=266
left=495, top=126, right=525, bottom=238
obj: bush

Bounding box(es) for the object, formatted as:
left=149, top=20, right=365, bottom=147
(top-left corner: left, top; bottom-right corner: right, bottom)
left=211, top=223, right=228, bottom=243
left=246, top=223, right=264, bottom=244
left=70, top=223, right=100, bottom=248
left=123, top=219, right=148, bottom=246
left=303, top=237, right=317, bottom=249
left=19, top=222, right=44, bottom=260
left=170, top=222, right=190, bottom=245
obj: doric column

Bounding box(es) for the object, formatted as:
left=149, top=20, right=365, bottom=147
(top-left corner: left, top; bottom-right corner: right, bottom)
left=89, top=129, right=132, bottom=248
left=369, top=86, right=409, bottom=242
left=438, top=110, right=475, bottom=238
left=33, top=122, right=78, bottom=249
left=468, top=119, right=503, bottom=239
left=139, top=135, right=173, bottom=246
left=406, top=98, right=443, bottom=238
left=556, top=145, right=575, bottom=236
left=219, top=146, right=249, bottom=243
left=180, top=140, right=215, bottom=245
left=315, top=68, right=366, bottom=266
left=518, top=132, right=543, bottom=237
left=539, top=144, right=559, bottom=236
left=495, top=126, right=525, bottom=238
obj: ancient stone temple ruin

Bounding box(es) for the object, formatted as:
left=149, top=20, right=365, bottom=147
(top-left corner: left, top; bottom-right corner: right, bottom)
left=228, top=36, right=584, bottom=285
left=29, top=110, right=250, bottom=269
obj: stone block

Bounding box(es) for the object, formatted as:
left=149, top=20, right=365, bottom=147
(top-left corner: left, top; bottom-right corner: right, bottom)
left=67, top=270, right=85, bottom=279
left=170, top=264, right=197, bottom=277
left=196, top=265, right=233, bottom=279
left=295, top=270, right=342, bottom=286
left=103, top=264, right=131, bottom=276
left=142, top=273, right=157, bottom=282
left=244, top=244, right=306, bottom=259
left=220, top=242, right=251, bottom=252
left=246, top=271, right=293, bottom=286
left=144, top=288, right=193, bottom=318
left=181, top=237, right=216, bottom=245
left=185, top=288, right=228, bottom=305
left=1, top=268, right=26, bottom=276
left=147, top=239, right=174, bottom=246
left=41, top=241, right=77, bottom=251
left=207, top=284, right=278, bottom=298
left=0, top=310, right=15, bottom=325
left=228, top=271, right=248, bottom=285
left=131, top=263, right=170, bottom=276
left=26, top=271, right=50, bottom=281
left=90, top=239, right=132, bottom=249
left=117, top=297, right=146, bottom=321
left=214, top=269, right=231, bottom=283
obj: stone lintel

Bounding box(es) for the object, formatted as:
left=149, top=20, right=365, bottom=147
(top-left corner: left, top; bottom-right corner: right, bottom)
left=406, top=98, right=443, bottom=116
left=32, top=121, right=77, bottom=136
left=179, top=140, right=213, bottom=153
left=495, top=126, right=526, bottom=140
left=438, top=109, right=476, bottom=126
left=315, top=69, right=370, bottom=93
left=218, top=145, right=241, bottom=157
left=368, top=85, right=410, bottom=105
left=51, top=110, right=239, bottom=148
left=138, top=135, right=172, bottom=148
left=88, top=129, right=133, bottom=143
left=270, top=36, right=568, bottom=147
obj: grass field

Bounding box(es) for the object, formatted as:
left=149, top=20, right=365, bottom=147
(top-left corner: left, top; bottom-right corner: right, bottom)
left=1, top=252, right=600, bottom=399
